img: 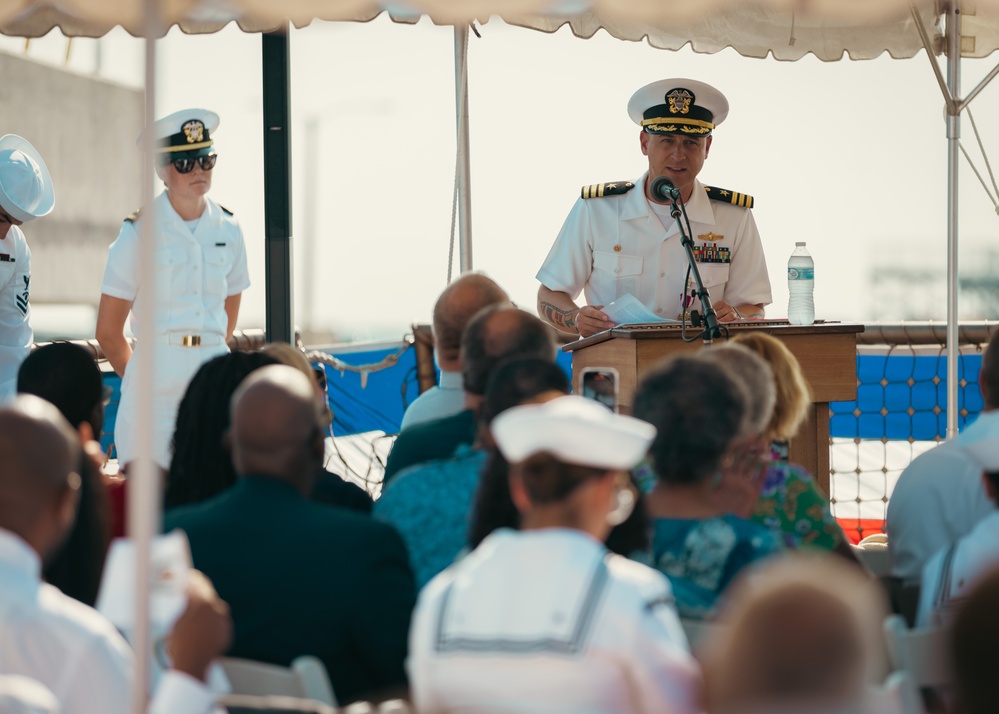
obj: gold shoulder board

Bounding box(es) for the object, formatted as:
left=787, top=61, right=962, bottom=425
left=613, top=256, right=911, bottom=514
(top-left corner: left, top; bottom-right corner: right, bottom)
left=704, top=185, right=754, bottom=209
left=581, top=181, right=635, bottom=200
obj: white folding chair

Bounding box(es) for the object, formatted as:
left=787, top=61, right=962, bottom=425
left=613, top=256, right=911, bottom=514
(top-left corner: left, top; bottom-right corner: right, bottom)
left=219, top=655, right=337, bottom=707
left=883, top=613, right=953, bottom=690
left=881, top=670, right=926, bottom=714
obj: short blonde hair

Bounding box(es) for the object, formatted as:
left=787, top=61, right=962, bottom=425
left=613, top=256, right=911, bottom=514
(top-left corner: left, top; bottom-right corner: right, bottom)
left=731, top=332, right=812, bottom=441
left=260, top=342, right=319, bottom=390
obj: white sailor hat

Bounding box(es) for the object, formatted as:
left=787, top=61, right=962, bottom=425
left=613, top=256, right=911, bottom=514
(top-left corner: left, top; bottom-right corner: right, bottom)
left=0, top=135, right=54, bottom=223
left=138, top=108, right=219, bottom=159
left=628, top=78, right=729, bottom=137
left=957, top=410, right=999, bottom=472
left=491, top=394, right=656, bottom=470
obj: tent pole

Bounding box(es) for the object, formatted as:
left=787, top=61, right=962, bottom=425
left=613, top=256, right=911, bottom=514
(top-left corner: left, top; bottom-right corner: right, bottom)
left=454, top=25, right=473, bottom=273
left=131, top=2, right=159, bottom=712
left=946, top=1, right=961, bottom=438
left=262, top=28, right=294, bottom=344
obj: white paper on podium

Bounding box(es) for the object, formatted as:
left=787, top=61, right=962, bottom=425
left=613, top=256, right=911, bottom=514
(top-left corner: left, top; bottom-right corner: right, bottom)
left=603, top=294, right=679, bottom=326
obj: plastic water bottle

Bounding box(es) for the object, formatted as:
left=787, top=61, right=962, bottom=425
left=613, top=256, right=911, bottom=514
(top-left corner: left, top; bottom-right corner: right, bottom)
left=787, top=242, right=815, bottom=325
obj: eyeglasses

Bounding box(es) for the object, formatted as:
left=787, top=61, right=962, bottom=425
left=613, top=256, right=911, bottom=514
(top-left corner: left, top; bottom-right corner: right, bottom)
left=170, top=154, right=218, bottom=174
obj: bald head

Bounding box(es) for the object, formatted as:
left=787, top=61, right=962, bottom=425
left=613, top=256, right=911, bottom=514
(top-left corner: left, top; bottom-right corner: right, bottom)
left=433, top=273, right=510, bottom=369
left=229, top=365, right=325, bottom=491
left=462, top=307, right=557, bottom=396
left=0, top=395, right=81, bottom=555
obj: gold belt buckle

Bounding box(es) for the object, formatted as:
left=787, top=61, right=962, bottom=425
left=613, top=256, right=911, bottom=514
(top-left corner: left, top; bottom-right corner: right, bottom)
left=181, top=335, right=201, bottom=347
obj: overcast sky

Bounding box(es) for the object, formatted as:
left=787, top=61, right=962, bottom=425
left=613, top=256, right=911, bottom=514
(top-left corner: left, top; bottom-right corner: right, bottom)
left=6, top=15, right=999, bottom=341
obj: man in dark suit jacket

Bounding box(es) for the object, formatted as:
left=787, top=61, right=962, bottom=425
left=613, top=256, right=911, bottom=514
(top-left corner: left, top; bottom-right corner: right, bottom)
left=164, top=365, right=416, bottom=705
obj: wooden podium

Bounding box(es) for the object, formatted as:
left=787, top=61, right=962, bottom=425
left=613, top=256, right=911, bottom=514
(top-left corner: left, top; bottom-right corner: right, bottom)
left=563, top=321, right=864, bottom=494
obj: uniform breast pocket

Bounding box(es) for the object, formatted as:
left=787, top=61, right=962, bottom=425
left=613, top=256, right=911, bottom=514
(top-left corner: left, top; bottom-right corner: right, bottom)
left=154, top=247, right=181, bottom=301
left=205, top=248, right=234, bottom=294
left=698, top=264, right=730, bottom=291
left=593, top=250, right=643, bottom=300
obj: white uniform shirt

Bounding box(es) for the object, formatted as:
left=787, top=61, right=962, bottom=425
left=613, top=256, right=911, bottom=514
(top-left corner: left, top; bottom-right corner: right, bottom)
left=537, top=174, right=772, bottom=319
left=399, top=369, right=465, bottom=431
left=0, top=225, right=31, bottom=403
left=100, top=190, right=251, bottom=467
left=916, top=509, right=999, bottom=627
left=100, top=190, right=250, bottom=341
left=409, top=528, right=701, bottom=714
left=0, top=528, right=216, bottom=714
left=887, top=420, right=995, bottom=583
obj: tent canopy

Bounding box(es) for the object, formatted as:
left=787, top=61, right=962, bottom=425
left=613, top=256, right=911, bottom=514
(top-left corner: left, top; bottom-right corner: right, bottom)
left=0, top=0, right=987, bottom=61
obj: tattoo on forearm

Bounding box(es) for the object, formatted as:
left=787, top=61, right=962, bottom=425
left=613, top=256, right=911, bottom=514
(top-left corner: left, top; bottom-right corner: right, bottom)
left=540, top=301, right=578, bottom=330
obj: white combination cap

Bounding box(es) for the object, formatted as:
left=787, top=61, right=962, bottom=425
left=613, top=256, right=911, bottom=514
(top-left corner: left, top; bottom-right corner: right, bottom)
left=491, top=394, right=656, bottom=470
left=957, top=410, right=999, bottom=472
left=0, top=135, right=54, bottom=223
left=627, top=78, right=729, bottom=136
left=137, top=108, right=220, bottom=157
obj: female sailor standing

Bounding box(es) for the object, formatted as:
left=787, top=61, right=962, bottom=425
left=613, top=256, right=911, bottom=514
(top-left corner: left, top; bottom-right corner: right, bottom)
left=96, top=109, right=250, bottom=469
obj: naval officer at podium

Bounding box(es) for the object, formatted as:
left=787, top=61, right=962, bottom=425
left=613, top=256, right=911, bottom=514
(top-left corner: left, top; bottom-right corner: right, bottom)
left=536, top=79, right=772, bottom=338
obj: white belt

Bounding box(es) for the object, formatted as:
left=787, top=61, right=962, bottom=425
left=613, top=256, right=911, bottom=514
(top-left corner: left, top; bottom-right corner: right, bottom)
left=153, top=333, right=226, bottom=348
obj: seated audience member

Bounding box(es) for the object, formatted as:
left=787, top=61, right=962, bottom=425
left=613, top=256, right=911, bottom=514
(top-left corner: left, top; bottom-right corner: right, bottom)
left=0, top=394, right=232, bottom=714
left=165, top=351, right=278, bottom=509
left=634, top=353, right=782, bottom=620
left=730, top=332, right=856, bottom=556
left=888, top=330, right=999, bottom=584
left=703, top=554, right=889, bottom=714
left=260, top=341, right=373, bottom=512
left=951, top=564, right=999, bottom=714
left=165, top=366, right=415, bottom=704
left=717, top=335, right=860, bottom=563
left=376, top=358, right=569, bottom=588
left=383, top=305, right=555, bottom=484
left=409, top=396, right=700, bottom=714
left=917, top=412, right=999, bottom=627
left=17, top=342, right=112, bottom=606
left=400, top=272, right=509, bottom=431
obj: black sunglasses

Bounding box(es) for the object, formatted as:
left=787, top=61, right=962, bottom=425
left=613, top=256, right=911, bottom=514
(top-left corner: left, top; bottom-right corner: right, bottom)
left=171, top=154, right=218, bottom=174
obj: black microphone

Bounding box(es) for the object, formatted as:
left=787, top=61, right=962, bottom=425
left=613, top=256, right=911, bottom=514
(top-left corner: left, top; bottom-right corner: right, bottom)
left=650, top=175, right=681, bottom=202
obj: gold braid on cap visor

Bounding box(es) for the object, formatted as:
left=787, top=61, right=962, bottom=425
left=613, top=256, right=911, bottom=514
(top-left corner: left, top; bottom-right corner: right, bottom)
left=157, top=140, right=214, bottom=153
left=642, top=117, right=714, bottom=135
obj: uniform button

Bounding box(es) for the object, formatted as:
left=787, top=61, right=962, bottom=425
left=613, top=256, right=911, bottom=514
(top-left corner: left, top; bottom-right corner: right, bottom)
left=614, top=268, right=620, bottom=275
left=659, top=271, right=665, bottom=278
left=657, top=308, right=664, bottom=314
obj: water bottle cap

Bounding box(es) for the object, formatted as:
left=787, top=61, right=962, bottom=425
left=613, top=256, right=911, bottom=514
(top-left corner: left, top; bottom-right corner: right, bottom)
left=795, top=241, right=806, bottom=246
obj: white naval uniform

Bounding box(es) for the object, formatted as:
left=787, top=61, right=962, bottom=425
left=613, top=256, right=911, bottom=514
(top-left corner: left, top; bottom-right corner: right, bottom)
left=0, top=225, right=31, bottom=403
left=537, top=173, right=772, bottom=320
left=409, top=528, right=701, bottom=714
left=100, top=191, right=250, bottom=468
left=0, top=528, right=219, bottom=714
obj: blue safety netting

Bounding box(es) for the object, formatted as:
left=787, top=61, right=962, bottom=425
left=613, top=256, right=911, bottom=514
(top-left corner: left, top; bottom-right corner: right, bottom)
left=829, top=353, right=985, bottom=441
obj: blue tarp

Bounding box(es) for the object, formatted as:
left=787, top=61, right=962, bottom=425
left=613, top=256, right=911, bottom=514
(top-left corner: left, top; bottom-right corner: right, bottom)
left=100, top=347, right=981, bottom=455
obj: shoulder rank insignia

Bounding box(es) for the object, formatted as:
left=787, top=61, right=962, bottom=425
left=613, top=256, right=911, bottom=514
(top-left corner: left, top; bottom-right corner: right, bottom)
left=581, top=181, right=635, bottom=200
left=123, top=208, right=141, bottom=223
left=704, top=185, right=754, bottom=209
left=218, top=204, right=234, bottom=216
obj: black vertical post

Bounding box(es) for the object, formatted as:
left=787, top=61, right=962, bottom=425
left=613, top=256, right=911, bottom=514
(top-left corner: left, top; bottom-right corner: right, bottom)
left=262, top=29, right=293, bottom=344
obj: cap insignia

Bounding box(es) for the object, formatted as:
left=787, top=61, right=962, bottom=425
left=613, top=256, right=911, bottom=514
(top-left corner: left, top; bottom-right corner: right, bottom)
left=666, top=88, right=694, bottom=116
left=182, top=120, right=205, bottom=144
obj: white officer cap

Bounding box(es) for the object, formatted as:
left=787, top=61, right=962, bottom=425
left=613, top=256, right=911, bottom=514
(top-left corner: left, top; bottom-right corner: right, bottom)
left=0, top=135, right=54, bottom=223
left=491, top=394, right=656, bottom=470
left=628, top=78, right=729, bottom=136
left=957, top=410, right=999, bottom=472
left=137, top=108, right=220, bottom=158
